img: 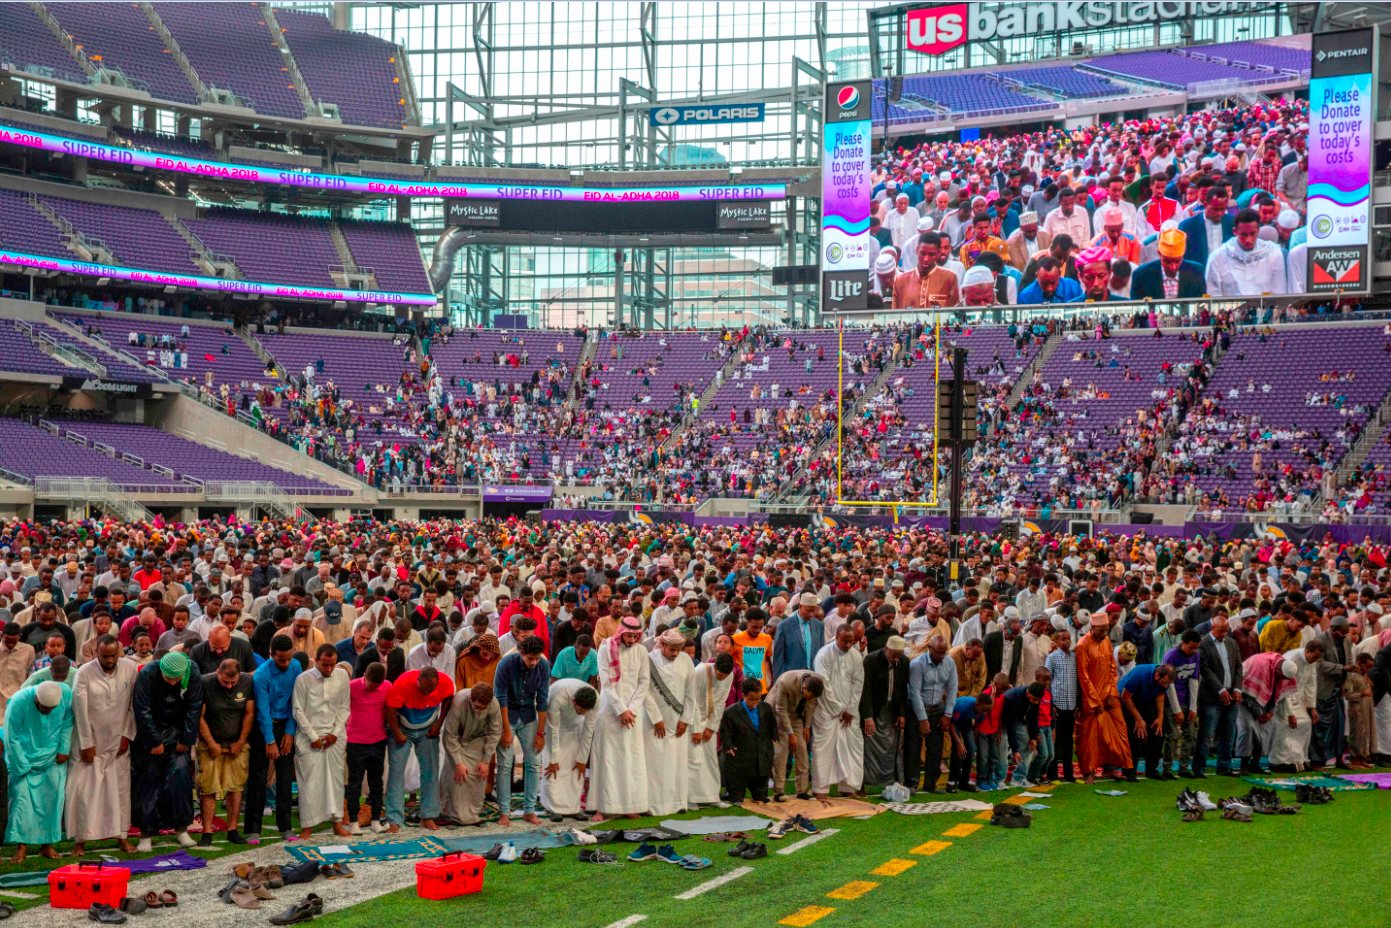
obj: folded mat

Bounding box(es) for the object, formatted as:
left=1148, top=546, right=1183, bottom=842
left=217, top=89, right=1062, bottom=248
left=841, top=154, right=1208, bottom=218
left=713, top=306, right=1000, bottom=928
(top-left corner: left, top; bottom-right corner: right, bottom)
left=660, top=816, right=770, bottom=835
left=284, top=829, right=574, bottom=863
left=741, top=797, right=883, bottom=820
left=1337, top=772, right=1391, bottom=789
left=583, top=826, right=687, bottom=844
left=884, top=799, right=994, bottom=815
left=1244, top=774, right=1373, bottom=792
left=104, top=850, right=209, bottom=874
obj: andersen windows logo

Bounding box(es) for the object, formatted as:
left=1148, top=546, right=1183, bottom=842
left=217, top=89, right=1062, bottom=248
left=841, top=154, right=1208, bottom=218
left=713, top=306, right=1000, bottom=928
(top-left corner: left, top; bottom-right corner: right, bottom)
left=906, top=1, right=1279, bottom=55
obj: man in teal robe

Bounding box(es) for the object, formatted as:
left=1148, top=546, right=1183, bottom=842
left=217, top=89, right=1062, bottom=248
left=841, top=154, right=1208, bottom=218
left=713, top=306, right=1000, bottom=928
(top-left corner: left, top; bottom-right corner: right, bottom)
left=3, top=681, right=73, bottom=860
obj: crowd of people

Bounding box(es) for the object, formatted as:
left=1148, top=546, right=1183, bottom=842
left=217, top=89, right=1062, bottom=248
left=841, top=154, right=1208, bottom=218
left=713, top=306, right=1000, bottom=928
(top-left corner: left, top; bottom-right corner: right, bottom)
left=870, top=100, right=1313, bottom=309
left=2, top=515, right=1390, bottom=862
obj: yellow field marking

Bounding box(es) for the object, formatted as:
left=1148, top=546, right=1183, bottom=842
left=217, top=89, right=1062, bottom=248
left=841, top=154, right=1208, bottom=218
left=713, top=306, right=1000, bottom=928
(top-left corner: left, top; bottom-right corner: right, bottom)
left=1030, top=784, right=1055, bottom=793
left=1000, top=794, right=1032, bottom=806
left=779, top=905, right=836, bottom=927
left=826, top=881, right=878, bottom=901
left=909, top=840, right=952, bottom=856
left=871, top=859, right=918, bottom=877
left=974, top=810, right=994, bottom=821
left=942, top=822, right=982, bottom=838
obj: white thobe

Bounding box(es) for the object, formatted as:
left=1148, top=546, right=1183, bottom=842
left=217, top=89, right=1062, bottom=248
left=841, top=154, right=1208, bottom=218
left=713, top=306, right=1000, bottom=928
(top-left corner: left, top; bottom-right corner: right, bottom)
left=292, top=665, right=351, bottom=828
left=686, top=664, right=734, bottom=805
left=406, top=642, right=457, bottom=675
left=643, top=651, right=694, bottom=816
left=1091, top=198, right=1140, bottom=238
left=540, top=679, right=597, bottom=816
left=811, top=643, right=865, bottom=793
left=65, top=658, right=137, bottom=841
left=1268, top=650, right=1316, bottom=767
left=884, top=207, right=921, bottom=253
left=586, top=642, right=660, bottom=815
left=952, top=614, right=998, bottom=648
left=1205, top=239, right=1288, bottom=297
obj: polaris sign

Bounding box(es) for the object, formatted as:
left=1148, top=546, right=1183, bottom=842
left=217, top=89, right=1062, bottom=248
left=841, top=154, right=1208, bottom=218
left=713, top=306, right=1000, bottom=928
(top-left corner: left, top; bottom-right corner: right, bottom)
left=649, top=103, right=765, bottom=126
left=906, top=1, right=1282, bottom=55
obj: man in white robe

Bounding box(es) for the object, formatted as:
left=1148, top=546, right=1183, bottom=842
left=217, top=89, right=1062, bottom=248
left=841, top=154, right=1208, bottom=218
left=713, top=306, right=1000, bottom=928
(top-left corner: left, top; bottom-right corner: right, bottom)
left=1269, top=648, right=1317, bottom=770
left=587, top=616, right=660, bottom=821
left=811, top=625, right=866, bottom=798
left=66, top=635, right=138, bottom=854
left=644, top=628, right=695, bottom=816
left=292, top=644, right=351, bottom=838
left=540, top=679, right=598, bottom=819
left=1205, top=211, right=1288, bottom=297
left=686, top=653, right=735, bottom=807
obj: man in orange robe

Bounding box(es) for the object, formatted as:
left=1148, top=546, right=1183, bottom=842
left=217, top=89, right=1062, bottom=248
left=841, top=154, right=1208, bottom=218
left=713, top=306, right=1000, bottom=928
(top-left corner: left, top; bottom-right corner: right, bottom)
left=1074, top=613, right=1133, bottom=783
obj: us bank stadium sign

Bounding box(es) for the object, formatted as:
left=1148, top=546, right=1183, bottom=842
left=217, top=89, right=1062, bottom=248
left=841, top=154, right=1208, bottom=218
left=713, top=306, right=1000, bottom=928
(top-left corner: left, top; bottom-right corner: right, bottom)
left=906, top=1, right=1284, bottom=55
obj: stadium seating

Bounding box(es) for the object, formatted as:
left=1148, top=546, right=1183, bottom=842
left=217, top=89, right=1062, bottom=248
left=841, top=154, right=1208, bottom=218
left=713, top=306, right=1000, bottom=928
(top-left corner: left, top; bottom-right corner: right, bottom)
left=40, top=194, right=202, bottom=276
left=0, top=417, right=187, bottom=489
left=900, top=74, right=1051, bottom=117
left=152, top=2, right=305, bottom=119
left=338, top=220, right=432, bottom=293
left=51, top=419, right=350, bottom=494
left=45, top=2, right=200, bottom=104
left=274, top=8, right=409, bottom=129
left=0, top=5, right=89, bottom=84
left=0, top=190, right=71, bottom=257
left=998, top=66, right=1125, bottom=99
left=50, top=311, right=266, bottom=388
left=183, top=209, right=342, bottom=288
left=1082, top=46, right=1302, bottom=91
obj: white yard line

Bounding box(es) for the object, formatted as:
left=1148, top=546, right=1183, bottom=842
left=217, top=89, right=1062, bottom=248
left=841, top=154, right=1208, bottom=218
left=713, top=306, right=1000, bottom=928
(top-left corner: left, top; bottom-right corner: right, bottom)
left=672, top=866, right=753, bottom=900
left=775, top=827, right=839, bottom=855
left=0, top=891, right=40, bottom=900
left=602, top=916, right=649, bottom=928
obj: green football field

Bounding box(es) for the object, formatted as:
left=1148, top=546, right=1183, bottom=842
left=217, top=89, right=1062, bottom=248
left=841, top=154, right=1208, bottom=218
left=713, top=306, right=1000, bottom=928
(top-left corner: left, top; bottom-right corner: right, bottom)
left=319, top=778, right=1388, bottom=928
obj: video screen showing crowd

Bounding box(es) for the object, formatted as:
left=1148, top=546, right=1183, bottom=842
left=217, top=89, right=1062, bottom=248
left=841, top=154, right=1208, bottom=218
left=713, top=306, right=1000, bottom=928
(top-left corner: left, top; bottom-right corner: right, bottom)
left=869, top=100, right=1310, bottom=310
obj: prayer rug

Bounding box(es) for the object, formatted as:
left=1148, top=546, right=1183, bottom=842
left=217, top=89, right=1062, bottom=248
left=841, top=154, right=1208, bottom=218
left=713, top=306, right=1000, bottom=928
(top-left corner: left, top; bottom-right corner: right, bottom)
left=883, top=800, right=993, bottom=815
left=741, top=797, right=883, bottom=820
left=106, top=850, right=209, bottom=874
left=660, top=816, right=771, bottom=835
left=583, top=826, right=687, bottom=844
left=284, top=829, right=574, bottom=863
left=1244, top=774, right=1372, bottom=792
left=1337, top=772, right=1391, bottom=789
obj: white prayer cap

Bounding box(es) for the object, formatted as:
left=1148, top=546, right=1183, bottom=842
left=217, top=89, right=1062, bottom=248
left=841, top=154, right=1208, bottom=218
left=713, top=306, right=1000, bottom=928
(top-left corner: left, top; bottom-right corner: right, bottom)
left=874, top=252, right=899, bottom=274
left=1003, top=605, right=1020, bottom=620
left=294, top=607, right=313, bottom=623
left=917, top=215, right=936, bottom=232
left=36, top=681, right=63, bottom=708
left=895, top=193, right=909, bottom=202
left=1019, top=211, right=1039, bottom=225
left=1277, top=209, right=1301, bottom=230
left=1103, top=207, right=1124, bottom=224
left=886, top=636, right=907, bottom=651
left=1366, top=603, right=1384, bottom=615
left=962, top=265, right=993, bottom=289
left=799, top=592, right=819, bottom=607
left=1280, top=660, right=1298, bottom=679
left=939, top=171, right=952, bottom=183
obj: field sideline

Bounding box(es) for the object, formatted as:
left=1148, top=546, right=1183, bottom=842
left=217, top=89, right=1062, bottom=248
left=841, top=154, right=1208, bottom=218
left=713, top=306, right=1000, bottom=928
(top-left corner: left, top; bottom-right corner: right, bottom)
left=318, top=778, right=1387, bottom=928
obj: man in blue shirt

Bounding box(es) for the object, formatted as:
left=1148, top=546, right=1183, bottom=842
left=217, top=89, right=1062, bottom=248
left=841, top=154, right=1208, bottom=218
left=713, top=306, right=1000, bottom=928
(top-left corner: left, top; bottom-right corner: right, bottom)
left=247, top=635, right=299, bottom=843
left=948, top=692, right=993, bottom=793
left=1161, top=631, right=1202, bottom=781
left=907, top=636, right=958, bottom=793
left=1119, top=663, right=1177, bottom=782
left=493, top=636, right=550, bottom=826
left=1018, top=256, right=1083, bottom=304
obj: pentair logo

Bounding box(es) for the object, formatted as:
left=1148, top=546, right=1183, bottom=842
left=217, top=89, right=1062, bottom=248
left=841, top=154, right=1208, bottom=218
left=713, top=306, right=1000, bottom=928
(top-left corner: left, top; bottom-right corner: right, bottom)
left=836, top=85, right=860, bottom=111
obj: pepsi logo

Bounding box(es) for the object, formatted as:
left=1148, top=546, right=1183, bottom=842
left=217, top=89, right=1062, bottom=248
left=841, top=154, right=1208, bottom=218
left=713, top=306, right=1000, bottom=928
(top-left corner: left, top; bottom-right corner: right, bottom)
left=836, top=85, right=860, bottom=111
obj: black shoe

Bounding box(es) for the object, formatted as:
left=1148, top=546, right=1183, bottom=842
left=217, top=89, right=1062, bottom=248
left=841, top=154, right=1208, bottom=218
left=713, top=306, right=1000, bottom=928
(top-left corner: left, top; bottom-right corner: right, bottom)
left=578, top=849, right=617, bottom=864
left=728, top=840, right=754, bottom=858
left=268, top=895, right=322, bottom=926
left=482, top=843, right=504, bottom=861
left=960, top=783, right=979, bottom=793
left=118, top=898, right=147, bottom=916
left=795, top=792, right=813, bottom=801
left=1218, top=769, right=1239, bottom=777
left=771, top=793, right=787, bottom=803
left=1178, top=770, right=1197, bottom=779
left=89, top=905, right=127, bottom=925
left=518, top=848, right=545, bottom=865
left=738, top=843, right=768, bottom=859
left=944, top=784, right=959, bottom=793
left=226, top=830, right=247, bottom=845
left=1158, top=772, right=1177, bottom=781
left=199, top=832, right=213, bottom=848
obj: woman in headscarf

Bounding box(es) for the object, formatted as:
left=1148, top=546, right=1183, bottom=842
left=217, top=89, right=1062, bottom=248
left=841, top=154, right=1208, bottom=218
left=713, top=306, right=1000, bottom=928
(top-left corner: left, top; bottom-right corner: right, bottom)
left=455, top=631, right=501, bottom=691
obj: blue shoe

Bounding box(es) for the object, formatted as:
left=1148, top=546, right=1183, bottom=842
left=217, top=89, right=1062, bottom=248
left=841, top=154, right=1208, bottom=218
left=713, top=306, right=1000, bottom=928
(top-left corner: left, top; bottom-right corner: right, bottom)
left=679, top=855, right=711, bottom=870
left=792, top=815, right=818, bottom=834
left=656, top=844, right=683, bottom=864
left=627, top=842, right=658, bottom=862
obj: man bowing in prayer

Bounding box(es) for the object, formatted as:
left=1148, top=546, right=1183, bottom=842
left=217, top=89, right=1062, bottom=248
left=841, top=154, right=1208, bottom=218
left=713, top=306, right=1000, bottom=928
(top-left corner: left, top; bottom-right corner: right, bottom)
left=67, top=635, right=136, bottom=855
left=293, top=644, right=351, bottom=839
left=686, top=653, right=735, bottom=809
left=132, top=650, right=204, bottom=852
left=541, top=679, right=598, bottom=820
left=587, top=615, right=659, bottom=822
left=441, top=683, right=502, bottom=827
left=3, top=681, right=71, bottom=861
left=812, top=624, right=866, bottom=800
left=1075, top=612, right=1132, bottom=784
left=645, top=628, right=695, bottom=817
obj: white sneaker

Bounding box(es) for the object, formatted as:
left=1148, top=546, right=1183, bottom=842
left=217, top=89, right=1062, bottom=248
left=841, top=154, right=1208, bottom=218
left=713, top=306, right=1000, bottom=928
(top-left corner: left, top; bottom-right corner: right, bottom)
left=136, top=837, right=153, bottom=854
left=1195, top=791, right=1218, bottom=811
left=497, top=843, right=518, bottom=864
left=370, top=819, right=387, bottom=834
left=175, top=831, right=196, bottom=848
left=349, top=822, right=362, bottom=836
left=714, top=801, right=732, bottom=809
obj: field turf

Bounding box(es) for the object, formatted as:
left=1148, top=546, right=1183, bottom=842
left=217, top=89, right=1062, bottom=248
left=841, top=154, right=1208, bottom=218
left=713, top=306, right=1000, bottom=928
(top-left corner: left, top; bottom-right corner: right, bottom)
left=319, top=777, right=1388, bottom=928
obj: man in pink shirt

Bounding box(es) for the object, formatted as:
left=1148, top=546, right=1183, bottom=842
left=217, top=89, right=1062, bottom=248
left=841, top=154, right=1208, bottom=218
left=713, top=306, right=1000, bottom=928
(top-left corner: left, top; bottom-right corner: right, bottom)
left=344, top=663, right=389, bottom=834
left=118, top=607, right=166, bottom=649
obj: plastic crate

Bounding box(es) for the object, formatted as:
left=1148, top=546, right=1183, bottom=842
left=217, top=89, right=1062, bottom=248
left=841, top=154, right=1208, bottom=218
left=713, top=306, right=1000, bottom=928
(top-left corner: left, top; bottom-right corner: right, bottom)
left=48, top=860, right=130, bottom=909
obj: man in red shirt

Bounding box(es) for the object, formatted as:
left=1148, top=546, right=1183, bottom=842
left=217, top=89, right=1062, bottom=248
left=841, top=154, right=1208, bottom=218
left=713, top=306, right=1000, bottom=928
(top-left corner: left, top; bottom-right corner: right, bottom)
left=132, top=556, right=162, bottom=592
left=384, top=667, right=454, bottom=832
left=1139, top=173, right=1178, bottom=238
left=499, top=586, right=548, bottom=655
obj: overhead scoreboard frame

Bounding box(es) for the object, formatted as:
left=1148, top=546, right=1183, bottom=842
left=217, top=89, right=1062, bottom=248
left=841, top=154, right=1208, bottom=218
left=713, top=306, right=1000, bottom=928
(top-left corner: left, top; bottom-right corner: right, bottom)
left=834, top=316, right=942, bottom=512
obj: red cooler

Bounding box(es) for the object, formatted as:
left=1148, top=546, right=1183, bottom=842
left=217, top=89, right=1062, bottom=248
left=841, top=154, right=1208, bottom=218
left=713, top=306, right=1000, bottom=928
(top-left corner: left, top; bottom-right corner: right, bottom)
left=48, top=860, right=130, bottom=909
left=414, top=851, right=486, bottom=900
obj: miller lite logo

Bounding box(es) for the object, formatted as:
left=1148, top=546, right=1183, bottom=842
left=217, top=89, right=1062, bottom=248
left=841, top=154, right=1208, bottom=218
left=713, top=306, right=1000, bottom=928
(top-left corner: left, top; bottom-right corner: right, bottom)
left=827, top=278, right=863, bottom=302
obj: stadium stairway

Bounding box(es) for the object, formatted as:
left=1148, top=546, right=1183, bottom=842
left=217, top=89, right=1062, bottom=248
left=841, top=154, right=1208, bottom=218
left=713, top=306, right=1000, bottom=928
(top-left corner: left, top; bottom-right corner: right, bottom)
left=657, top=342, right=748, bottom=454
left=1000, top=330, right=1062, bottom=411
left=1335, top=390, right=1391, bottom=486
left=238, top=326, right=282, bottom=374
left=139, top=1, right=210, bottom=100
left=166, top=215, right=242, bottom=280
left=260, top=4, right=317, bottom=116
left=563, top=330, right=600, bottom=418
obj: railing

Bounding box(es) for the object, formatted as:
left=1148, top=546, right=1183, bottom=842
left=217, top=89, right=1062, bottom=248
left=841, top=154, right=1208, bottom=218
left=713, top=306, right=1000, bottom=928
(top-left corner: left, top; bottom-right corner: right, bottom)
left=380, top=484, right=481, bottom=496
left=0, top=466, right=33, bottom=487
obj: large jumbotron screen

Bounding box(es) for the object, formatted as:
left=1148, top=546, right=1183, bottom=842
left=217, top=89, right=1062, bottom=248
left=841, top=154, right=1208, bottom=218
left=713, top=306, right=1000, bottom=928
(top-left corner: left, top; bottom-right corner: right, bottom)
left=820, top=22, right=1376, bottom=315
